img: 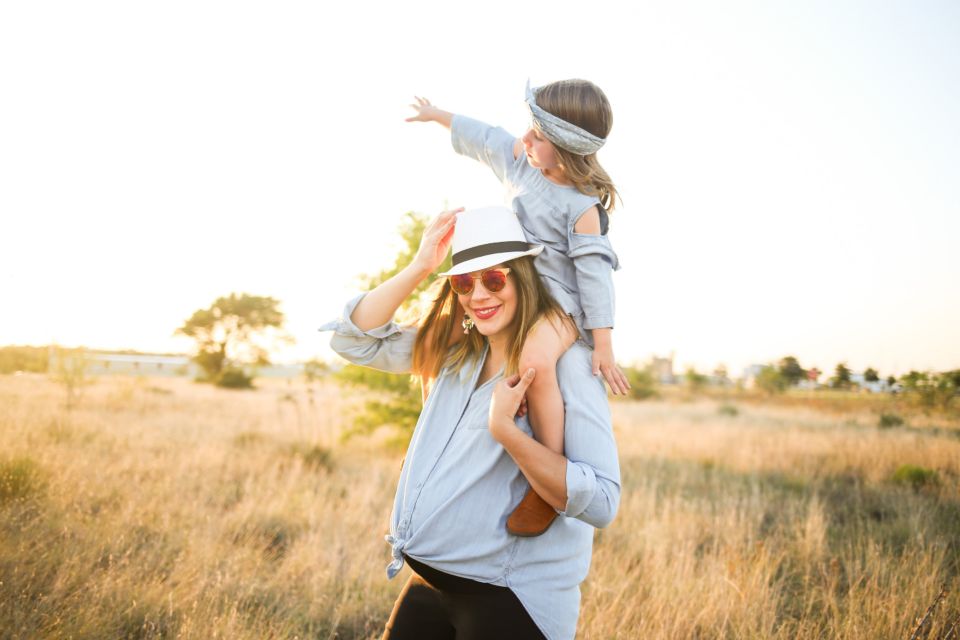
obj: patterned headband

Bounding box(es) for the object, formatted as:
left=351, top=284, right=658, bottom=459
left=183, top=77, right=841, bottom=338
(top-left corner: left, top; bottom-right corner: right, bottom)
left=524, top=79, right=606, bottom=155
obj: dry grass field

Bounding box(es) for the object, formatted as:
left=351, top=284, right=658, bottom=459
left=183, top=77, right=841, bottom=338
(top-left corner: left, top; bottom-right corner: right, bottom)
left=2, top=374, right=959, bottom=639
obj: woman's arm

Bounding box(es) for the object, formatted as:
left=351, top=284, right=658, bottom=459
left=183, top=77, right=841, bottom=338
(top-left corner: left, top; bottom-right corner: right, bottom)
left=489, top=369, right=569, bottom=510
left=350, top=209, right=460, bottom=331
left=489, top=348, right=621, bottom=527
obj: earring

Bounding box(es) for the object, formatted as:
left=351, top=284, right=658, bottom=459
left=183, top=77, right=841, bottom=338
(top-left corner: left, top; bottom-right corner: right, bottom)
left=462, top=314, right=475, bottom=334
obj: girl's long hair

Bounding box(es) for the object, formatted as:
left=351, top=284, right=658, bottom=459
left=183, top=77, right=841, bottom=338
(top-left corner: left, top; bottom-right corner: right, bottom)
left=535, top=79, right=619, bottom=212
left=412, top=257, right=573, bottom=386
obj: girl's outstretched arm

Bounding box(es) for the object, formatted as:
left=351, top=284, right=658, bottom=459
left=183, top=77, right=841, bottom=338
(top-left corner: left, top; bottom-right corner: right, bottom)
left=405, top=96, right=453, bottom=129
left=350, top=208, right=461, bottom=330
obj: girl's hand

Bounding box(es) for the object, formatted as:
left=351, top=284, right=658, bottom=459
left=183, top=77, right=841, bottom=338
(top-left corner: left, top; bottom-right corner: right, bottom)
left=412, top=208, right=462, bottom=275
left=406, top=96, right=439, bottom=123
left=592, top=343, right=630, bottom=396
left=489, top=369, right=536, bottom=444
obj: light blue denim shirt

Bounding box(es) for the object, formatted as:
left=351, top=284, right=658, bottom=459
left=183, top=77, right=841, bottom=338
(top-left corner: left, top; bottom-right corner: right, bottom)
left=451, top=115, right=621, bottom=344
left=321, top=295, right=621, bottom=640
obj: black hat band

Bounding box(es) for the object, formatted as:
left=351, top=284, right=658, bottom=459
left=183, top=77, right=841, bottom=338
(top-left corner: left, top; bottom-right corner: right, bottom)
left=451, top=241, right=532, bottom=267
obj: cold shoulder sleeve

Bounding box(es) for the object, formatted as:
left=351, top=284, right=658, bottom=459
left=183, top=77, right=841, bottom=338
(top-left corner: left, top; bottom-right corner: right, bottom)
left=567, top=206, right=620, bottom=330
left=319, top=294, right=416, bottom=374
left=450, top=114, right=517, bottom=184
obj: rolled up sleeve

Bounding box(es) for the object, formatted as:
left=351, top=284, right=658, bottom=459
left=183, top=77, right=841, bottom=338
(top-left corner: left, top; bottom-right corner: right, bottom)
left=555, top=346, right=621, bottom=528
left=319, top=294, right=417, bottom=374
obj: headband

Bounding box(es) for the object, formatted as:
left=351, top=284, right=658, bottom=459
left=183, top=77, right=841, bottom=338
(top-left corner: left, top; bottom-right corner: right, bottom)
left=524, top=79, right=606, bottom=155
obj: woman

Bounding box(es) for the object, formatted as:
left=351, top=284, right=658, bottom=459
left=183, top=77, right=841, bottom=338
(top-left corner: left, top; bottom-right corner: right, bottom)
left=321, top=206, right=621, bottom=639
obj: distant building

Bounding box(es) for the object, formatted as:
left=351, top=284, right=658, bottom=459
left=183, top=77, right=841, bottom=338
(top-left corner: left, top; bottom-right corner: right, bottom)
left=849, top=372, right=894, bottom=393
left=49, top=349, right=309, bottom=379
left=85, top=353, right=198, bottom=378
left=649, top=354, right=675, bottom=384
left=741, top=364, right=766, bottom=389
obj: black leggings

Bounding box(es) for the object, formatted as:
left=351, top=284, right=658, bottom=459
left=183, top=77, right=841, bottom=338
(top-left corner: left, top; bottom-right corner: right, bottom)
left=382, top=557, right=547, bottom=640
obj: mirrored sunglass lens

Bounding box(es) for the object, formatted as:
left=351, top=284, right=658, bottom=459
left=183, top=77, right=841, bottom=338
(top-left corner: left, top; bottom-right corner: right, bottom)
left=482, top=270, right=507, bottom=292
left=450, top=274, right=473, bottom=294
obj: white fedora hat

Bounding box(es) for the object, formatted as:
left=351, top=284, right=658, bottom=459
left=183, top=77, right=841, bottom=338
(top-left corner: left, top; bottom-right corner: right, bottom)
left=439, top=206, right=544, bottom=276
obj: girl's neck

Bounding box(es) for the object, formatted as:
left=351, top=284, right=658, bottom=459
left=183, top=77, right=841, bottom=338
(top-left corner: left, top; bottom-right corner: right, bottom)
left=541, top=166, right=573, bottom=187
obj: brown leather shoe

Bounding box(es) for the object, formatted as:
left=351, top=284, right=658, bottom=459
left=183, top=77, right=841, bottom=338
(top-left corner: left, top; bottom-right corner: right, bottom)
left=506, top=487, right=557, bottom=537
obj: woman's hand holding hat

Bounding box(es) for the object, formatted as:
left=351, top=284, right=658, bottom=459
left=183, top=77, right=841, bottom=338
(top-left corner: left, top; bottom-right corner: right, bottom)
left=413, top=208, right=462, bottom=276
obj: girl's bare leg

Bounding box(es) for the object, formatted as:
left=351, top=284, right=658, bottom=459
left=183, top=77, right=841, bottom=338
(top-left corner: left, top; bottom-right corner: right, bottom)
left=506, top=314, right=576, bottom=536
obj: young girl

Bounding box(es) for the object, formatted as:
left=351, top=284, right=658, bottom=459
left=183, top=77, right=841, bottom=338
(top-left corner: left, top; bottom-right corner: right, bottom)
left=406, top=79, right=628, bottom=537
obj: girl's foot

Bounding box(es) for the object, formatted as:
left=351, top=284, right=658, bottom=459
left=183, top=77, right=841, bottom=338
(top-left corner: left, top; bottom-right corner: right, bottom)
left=506, top=488, right=557, bottom=537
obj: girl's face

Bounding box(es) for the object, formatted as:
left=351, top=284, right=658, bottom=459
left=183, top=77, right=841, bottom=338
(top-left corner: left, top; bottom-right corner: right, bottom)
left=521, top=126, right=561, bottom=172
left=455, top=265, right=517, bottom=339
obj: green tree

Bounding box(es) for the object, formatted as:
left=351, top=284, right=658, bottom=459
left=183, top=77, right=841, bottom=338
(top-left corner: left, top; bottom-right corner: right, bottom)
left=334, top=211, right=452, bottom=442
left=755, top=365, right=787, bottom=395
left=864, top=367, right=880, bottom=383
left=176, top=293, right=288, bottom=388
left=778, top=356, right=806, bottom=387
left=360, top=211, right=452, bottom=313
left=943, top=369, right=960, bottom=388
left=302, top=359, right=330, bottom=383
left=830, top=362, right=851, bottom=389
left=712, top=365, right=730, bottom=386
left=899, top=370, right=957, bottom=411
left=886, top=375, right=897, bottom=387
left=684, top=367, right=708, bottom=393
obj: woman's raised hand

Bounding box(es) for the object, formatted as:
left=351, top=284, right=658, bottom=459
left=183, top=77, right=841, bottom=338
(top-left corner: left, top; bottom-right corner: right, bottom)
left=413, top=208, right=462, bottom=275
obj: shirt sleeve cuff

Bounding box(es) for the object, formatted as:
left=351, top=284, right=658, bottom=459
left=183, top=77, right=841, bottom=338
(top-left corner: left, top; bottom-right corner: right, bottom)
left=558, top=459, right=597, bottom=519
left=318, top=294, right=403, bottom=339
left=582, top=315, right=614, bottom=331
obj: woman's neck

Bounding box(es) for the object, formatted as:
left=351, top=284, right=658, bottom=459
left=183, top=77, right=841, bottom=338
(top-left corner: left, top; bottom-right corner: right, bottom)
left=480, top=332, right=511, bottom=382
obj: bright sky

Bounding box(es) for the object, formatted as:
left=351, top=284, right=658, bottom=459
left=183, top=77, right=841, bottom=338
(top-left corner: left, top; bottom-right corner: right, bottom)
left=2, top=1, right=958, bottom=377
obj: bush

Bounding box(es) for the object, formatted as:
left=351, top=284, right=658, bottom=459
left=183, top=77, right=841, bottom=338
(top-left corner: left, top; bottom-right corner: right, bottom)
left=755, top=365, right=787, bottom=395
left=623, top=366, right=658, bottom=400
left=334, top=365, right=422, bottom=440
left=878, top=412, right=905, bottom=429
left=891, top=464, right=939, bottom=490
left=302, top=359, right=330, bottom=382
left=0, top=346, right=49, bottom=374
left=0, top=457, right=44, bottom=504
left=216, top=368, right=254, bottom=389
left=899, top=370, right=958, bottom=412
left=718, top=404, right=739, bottom=417
left=50, top=347, right=92, bottom=409
left=289, top=443, right=333, bottom=471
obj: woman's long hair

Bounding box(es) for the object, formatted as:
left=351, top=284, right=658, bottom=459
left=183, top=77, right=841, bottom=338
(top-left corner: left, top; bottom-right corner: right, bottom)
left=412, top=256, right=573, bottom=386
left=535, top=79, right=619, bottom=212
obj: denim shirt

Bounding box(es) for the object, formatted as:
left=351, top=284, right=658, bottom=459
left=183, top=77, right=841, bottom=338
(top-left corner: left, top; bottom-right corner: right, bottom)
left=451, top=114, right=621, bottom=344
left=320, top=295, right=621, bottom=640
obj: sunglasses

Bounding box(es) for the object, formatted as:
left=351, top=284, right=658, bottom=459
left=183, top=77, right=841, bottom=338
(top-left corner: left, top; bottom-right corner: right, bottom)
left=448, top=268, right=512, bottom=296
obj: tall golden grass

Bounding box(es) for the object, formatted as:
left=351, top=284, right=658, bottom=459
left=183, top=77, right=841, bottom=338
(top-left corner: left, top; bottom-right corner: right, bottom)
left=2, top=374, right=958, bottom=639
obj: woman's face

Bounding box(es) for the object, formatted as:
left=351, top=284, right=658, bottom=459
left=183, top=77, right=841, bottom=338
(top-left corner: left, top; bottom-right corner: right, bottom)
left=456, top=264, right=517, bottom=338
